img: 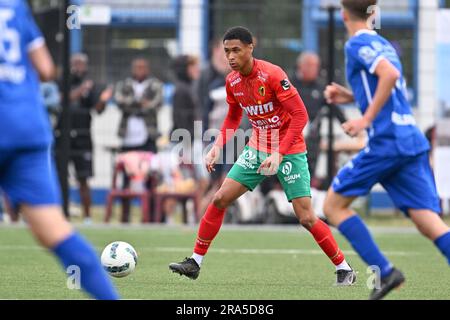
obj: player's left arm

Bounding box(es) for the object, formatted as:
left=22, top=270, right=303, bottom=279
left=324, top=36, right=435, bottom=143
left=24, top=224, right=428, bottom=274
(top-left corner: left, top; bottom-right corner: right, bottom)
left=342, top=59, right=400, bottom=137
left=258, top=72, right=309, bottom=175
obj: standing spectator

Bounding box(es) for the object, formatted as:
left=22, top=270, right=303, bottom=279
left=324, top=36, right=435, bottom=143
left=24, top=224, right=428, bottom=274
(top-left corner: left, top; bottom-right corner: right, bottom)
left=55, top=53, right=112, bottom=223
left=171, top=55, right=201, bottom=139
left=168, top=54, right=204, bottom=222
left=197, top=39, right=231, bottom=131
left=196, top=40, right=247, bottom=214
left=115, top=58, right=164, bottom=153
left=292, top=52, right=347, bottom=184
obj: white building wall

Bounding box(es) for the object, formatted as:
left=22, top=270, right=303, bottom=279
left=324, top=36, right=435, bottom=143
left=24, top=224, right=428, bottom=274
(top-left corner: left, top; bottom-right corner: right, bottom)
left=179, top=0, right=203, bottom=57
left=417, top=0, right=439, bottom=130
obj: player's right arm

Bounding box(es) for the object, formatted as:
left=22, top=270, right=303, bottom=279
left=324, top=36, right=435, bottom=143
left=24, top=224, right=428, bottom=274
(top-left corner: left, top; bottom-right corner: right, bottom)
left=205, top=79, right=243, bottom=173
left=29, top=45, right=55, bottom=82
left=21, top=2, right=56, bottom=82
left=324, top=82, right=354, bottom=105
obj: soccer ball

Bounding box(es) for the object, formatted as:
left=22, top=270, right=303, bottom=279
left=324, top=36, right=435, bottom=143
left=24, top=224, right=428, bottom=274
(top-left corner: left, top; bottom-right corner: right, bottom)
left=101, top=241, right=138, bottom=278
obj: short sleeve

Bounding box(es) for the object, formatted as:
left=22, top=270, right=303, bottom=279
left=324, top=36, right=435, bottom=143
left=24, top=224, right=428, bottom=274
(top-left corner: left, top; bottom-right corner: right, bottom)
left=271, top=67, right=299, bottom=102
left=346, top=39, right=385, bottom=74
left=22, top=2, right=45, bottom=52
left=225, top=79, right=238, bottom=105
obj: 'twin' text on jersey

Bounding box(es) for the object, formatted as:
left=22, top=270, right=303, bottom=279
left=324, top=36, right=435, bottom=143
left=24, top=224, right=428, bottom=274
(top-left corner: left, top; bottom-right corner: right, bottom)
left=345, top=30, right=429, bottom=157
left=0, top=0, right=52, bottom=148
left=226, top=59, right=306, bottom=154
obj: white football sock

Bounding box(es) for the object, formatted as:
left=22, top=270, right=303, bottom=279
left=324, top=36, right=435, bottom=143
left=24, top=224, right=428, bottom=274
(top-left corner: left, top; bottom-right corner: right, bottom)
left=336, top=260, right=352, bottom=271
left=191, top=253, right=203, bottom=266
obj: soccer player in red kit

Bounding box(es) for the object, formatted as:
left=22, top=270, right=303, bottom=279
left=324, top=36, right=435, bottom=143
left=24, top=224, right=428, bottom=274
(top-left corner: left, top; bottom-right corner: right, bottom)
left=169, top=26, right=356, bottom=286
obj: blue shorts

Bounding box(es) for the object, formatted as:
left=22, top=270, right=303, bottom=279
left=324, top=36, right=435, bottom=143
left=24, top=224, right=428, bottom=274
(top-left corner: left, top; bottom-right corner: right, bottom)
left=0, top=146, right=61, bottom=210
left=332, top=149, right=441, bottom=215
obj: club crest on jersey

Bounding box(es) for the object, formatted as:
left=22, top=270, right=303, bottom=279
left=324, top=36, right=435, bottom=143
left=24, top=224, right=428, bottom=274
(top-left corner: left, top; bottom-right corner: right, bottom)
left=258, top=86, right=266, bottom=97
left=280, top=79, right=291, bottom=91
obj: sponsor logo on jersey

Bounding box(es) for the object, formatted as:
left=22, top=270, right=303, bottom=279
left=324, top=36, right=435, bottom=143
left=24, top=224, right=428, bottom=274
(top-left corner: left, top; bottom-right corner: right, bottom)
left=257, top=71, right=268, bottom=82
left=236, top=149, right=257, bottom=170
left=234, top=92, right=244, bottom=96
left=358, top=46, right=378, bottom=65
left=281, top=161, right=301, bottom=184
left=280, top=79, right=291, bottom=91
left=241, top=101, right=274, bottom=116
left=243, top=149, right=257, bottom=161
left=391, top=112, right=416, bottom=126
left=230, top=77, right=241, bottom=87
left=281, top=162, right=292, bottom=175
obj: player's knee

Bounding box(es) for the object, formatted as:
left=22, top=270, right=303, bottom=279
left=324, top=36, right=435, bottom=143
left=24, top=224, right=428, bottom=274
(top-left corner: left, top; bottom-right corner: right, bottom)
left=323, top=200, right=334, bottom=218
left=299, top=215, right=317, bottom=230
left=212, top=192, right=230, bottom=209
left=323, top=195, right=345, bottom=218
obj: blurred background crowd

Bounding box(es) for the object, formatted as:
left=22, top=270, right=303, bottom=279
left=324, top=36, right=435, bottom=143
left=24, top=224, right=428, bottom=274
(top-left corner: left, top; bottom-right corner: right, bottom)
left=1, top=0, right=449, bottom=225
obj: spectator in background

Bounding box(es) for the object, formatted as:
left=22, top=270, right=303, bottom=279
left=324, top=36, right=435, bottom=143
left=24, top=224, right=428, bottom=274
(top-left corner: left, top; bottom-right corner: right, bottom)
left=196, top=39, right=250, bottom=214
left=55, top=53, right=112, bottom=223
left=115, top=58, right=164, bottom=153
left=171, top=55, right=201, bottom=140
left=292, top=52, right=347, bottom=186
left=168, top=54, right=206, bottom=222
left=197, top=39, right=231, bottom=131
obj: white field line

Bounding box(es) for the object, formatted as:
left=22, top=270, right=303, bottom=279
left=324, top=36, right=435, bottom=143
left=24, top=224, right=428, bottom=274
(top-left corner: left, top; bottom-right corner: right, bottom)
left=0, top=245, right=417, bottom=257
left=0, top=223, right=421, bottom=234
left=153, top=247, right=418, bottom=256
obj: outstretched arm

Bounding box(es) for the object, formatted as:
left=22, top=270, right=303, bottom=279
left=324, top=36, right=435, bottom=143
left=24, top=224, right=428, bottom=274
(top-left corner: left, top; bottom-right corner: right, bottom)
left=342, top=59, right=400, bottom=137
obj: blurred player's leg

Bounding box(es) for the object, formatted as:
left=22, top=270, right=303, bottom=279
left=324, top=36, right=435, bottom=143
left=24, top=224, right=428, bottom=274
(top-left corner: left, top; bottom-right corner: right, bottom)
left=169, top=178, right=248, bottom=279
left=22, top=206, right=119, bottom=300
left=324, top=189, right=395, bottom=278
left=324, top=190, right=406, bottom=299
left=292, top=197, right=356, bottom=286
left=409, top=210, right=450, bottom=264
left=380, top=152, right=450, bottom=265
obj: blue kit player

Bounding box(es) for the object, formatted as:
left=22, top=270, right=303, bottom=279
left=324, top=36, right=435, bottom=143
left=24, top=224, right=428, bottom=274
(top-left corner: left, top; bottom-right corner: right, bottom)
left=323, top=0, right=450, bottom=300
left=0, top=0, right=118, bottom=299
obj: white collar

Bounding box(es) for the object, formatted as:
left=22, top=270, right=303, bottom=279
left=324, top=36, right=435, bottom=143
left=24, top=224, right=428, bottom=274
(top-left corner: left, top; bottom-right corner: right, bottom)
left=354, top=29, right=377, bottom=37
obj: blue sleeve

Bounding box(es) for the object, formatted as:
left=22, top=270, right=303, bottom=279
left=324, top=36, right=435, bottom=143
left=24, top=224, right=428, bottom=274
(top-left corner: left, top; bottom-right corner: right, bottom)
left=21, top=2, right=45, bottom=51
left=346, top=39, right=385, bottom=75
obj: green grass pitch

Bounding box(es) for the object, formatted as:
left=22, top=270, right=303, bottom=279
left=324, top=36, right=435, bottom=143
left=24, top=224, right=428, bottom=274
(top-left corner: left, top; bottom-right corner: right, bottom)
left=0, top=224, right=449, bottom=300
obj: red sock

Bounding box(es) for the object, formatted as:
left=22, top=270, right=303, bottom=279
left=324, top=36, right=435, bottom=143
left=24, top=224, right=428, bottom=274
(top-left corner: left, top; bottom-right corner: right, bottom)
left=194, top=204, right=226, bottom=255
left=309, top=219, right=345, bottom=266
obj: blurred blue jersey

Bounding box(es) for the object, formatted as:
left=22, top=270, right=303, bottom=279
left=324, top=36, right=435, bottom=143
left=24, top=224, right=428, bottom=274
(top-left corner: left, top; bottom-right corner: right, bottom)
left=0, top=0, right=52, bottom=148
left=345, top=29, right=429, bottom=157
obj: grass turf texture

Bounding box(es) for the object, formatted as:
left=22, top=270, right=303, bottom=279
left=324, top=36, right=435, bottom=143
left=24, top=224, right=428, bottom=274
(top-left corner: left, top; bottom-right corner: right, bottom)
left=0, top=223, right=449, bottom=300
